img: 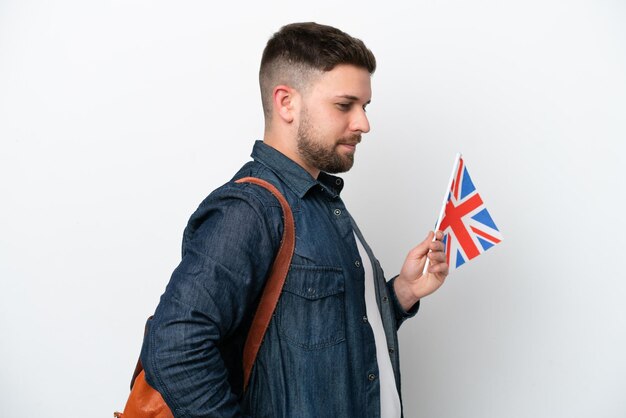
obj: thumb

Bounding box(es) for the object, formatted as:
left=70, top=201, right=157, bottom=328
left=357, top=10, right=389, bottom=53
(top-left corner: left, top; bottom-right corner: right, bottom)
left=408, top=231, right=435, bottom=260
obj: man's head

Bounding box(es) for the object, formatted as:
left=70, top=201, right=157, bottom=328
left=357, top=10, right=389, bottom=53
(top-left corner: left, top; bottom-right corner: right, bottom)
left=260, top=23, right=376, bottom=176
left=260, top=22, right=376, bottom=120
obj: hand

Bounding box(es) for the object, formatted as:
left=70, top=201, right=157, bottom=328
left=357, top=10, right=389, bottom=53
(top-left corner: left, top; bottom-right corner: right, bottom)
left=394, top=231, right=449, bottom=311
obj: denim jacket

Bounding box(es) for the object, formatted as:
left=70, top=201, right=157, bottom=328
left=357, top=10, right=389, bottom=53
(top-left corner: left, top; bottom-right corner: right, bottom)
left=141, top=141, right=419, bottom=417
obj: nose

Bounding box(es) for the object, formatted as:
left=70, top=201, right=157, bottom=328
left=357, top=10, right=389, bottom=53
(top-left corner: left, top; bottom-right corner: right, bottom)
left=350, top=108, right=370, bottom=134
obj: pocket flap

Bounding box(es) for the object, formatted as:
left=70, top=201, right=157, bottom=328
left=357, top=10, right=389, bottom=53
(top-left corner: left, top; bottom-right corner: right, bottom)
left=283, top=265, right=344, bottom=300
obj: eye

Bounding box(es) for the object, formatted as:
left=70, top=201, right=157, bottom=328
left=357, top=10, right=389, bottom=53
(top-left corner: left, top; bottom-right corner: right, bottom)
left=336, top=103, right=351, bottom=111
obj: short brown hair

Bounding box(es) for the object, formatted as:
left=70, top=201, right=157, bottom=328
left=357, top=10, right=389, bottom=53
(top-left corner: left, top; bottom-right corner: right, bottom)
left=259, top=22, right=376, bottom=119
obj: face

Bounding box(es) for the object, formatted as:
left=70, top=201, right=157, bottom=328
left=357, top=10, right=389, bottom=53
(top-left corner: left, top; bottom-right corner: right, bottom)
left=295, top=64, right=372, bottom=175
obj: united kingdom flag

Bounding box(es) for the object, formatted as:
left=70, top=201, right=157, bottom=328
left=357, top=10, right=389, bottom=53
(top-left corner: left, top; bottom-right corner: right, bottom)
left=439, top=156, right=502, bottom=270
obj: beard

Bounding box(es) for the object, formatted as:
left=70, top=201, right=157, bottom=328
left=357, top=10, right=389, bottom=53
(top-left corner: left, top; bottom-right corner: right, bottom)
left=296, top=110, right=361, bottom=174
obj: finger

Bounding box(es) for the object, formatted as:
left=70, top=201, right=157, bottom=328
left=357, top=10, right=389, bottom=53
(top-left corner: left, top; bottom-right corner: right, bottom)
left=429, top=240, right=445, bottom=253
left=428, top=251, right=446, bottom=264
left=429, top=262, right=449, bottom=277
left=428, top=256, right=449, bottom=273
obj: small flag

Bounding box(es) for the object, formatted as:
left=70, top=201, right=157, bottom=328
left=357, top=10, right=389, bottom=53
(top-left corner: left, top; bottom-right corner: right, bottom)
left=434, top=154, right=502, bottom=271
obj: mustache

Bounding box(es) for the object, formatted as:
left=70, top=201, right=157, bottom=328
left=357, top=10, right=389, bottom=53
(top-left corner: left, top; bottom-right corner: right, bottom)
left=337, top=135, right=362, bottom=146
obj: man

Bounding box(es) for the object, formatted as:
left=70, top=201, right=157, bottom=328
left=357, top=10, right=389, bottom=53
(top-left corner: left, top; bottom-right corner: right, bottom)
left=141, top=22, right=448, bottom=417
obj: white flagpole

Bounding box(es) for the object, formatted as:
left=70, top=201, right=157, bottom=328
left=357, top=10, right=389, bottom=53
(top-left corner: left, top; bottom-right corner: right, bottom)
left=422, top=152, right=462, bottom=275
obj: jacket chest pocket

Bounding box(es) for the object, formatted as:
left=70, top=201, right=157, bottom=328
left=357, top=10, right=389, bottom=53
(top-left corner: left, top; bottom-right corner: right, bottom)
left=277, top=265, right=346, bottom=350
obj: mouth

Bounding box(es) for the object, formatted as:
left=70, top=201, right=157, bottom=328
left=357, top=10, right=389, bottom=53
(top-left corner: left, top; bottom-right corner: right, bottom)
left=338, top=143, right=357, bottom=153
left=337, top=136, right=361, bottom=151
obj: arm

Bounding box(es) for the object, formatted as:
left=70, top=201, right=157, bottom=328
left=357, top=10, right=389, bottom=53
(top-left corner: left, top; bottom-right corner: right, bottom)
left=140, top=186, right=281, bottom=418
left=393, top=230, right=449, bottom=312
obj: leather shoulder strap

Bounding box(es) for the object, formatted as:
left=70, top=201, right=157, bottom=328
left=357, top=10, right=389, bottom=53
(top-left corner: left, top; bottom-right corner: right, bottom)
left=235, top=177, right=295, bottom=391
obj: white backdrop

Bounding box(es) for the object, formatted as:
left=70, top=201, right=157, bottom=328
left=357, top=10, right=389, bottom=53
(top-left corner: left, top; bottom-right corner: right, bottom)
left=1, top=1, right=625, bottom=417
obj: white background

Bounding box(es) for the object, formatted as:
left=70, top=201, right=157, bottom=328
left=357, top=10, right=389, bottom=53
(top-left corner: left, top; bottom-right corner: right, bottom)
left=1, top=1, right=625, bottom=417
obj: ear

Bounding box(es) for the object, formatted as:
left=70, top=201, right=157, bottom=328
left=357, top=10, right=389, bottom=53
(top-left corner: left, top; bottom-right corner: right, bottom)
left=272, top=85, right=298, bottom=124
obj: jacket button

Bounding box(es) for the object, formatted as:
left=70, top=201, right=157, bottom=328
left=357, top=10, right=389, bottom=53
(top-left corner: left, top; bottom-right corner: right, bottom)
left=362, top=316, right=368, bottom=323
left=368, top=373, right=376, bottom=381
left=334, top=209, right=342, bottom=216
left=388, top=347, right=395, bottom=354
left=354, top=260, right=361, bottom=268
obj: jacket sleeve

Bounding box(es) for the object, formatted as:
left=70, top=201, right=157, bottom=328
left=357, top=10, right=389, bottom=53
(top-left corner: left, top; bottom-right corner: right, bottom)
left=386, top=276, right=420, bottom=329
left=140, top=185, right=281, bottom=418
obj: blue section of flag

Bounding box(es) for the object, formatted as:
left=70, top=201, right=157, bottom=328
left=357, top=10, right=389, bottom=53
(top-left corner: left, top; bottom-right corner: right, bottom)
left=477, top=236, right=495, bottom=251
left=460, top=167, right=476, bottom=199
left=456, top=250, right=465, bottom=268
left=472, top=208, right=499, bottom=231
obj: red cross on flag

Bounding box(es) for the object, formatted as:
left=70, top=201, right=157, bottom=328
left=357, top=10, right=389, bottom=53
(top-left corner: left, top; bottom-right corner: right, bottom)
left=429, top=154, right=503, bottom=272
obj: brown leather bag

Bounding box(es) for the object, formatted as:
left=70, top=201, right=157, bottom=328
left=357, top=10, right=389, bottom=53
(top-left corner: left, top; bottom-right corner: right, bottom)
left=115, top=177, right=295, bottom=418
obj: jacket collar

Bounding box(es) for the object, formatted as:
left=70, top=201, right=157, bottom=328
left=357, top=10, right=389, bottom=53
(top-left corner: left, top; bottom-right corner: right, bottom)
left=251, top=140, right=345, bottom=199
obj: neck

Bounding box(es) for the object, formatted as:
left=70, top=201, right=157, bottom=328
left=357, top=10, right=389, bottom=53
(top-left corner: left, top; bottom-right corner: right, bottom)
left=263, top=132, right=320, bottom=179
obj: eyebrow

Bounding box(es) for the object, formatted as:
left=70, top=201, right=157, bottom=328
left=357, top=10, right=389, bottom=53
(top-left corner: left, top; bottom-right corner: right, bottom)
left=335, top=94, right=371, bottom=105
